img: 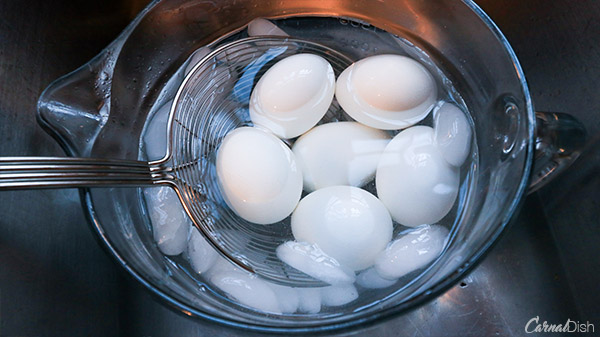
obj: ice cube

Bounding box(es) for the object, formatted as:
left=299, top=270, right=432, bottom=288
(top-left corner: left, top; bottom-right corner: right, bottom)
left=204, top=255, right=241, bottom=278
left=143, top=101, right=172, bottom=161
left=184, top=48, right=211, bottom=76
left=276, top=241, right=355, bottom=286
left=144, top=186, right=191, bottom=255
left=210, top=268, right=281, bottom=314
left=375, top=224, right=449, bottom=279
left=186, top=227, right=218, bottom=274
left=320, top=284, right=358, bottom=307
left=269, top=284, right=300, bottom=314
left=297, top=287, right=322, bottom=314
left=356, top=267, right=397, bottom=289
left=433, top=102, right=472, bottom=167
left=247, top=18, right=288, bottom=37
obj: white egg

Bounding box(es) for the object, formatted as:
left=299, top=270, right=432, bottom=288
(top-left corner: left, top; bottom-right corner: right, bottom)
left=276, top=241, right=355, bottom=286
left=356, top=267, right=397, bottom=289
left=186, top=227, right=218, bottom=274
left=297, top=287, right=322, bottom=314
left=320, top=284, right=358, bottom=307
left=336, top=54, right=437, bottom=130
left=143, top=100, right=173, bottom=161
left=292, top=122, right=391, bottom=192
left=433, top=102, right=473, bottom=167
left=216, top=127, right=302, bottom=224
left=144, top=186, right=191, bottom=256
left=375, top=225, right=449, bottom=280
left=249, top=54, right=335, bottom=138
left=376, top=126, right=459, bottom=226
left=291, top=186, right=393, bottom=271
left=247, top=18, right=288, bottom=37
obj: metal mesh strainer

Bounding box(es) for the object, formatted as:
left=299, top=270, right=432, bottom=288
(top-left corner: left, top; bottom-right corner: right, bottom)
left=0, top=36, right=353, bottom=287
left=169, top=36, right=353, bottom=286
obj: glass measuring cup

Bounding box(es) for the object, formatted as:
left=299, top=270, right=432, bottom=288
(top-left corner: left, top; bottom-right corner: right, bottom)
left=27, top=0, right=585, bottom=333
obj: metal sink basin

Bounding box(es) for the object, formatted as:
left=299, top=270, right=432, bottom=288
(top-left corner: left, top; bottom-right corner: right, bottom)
left=0, top=0, right=597, bottom=335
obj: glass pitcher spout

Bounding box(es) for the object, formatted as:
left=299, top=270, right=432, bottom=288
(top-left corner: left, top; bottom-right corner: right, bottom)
left=36, top=1, right=157, bottom=158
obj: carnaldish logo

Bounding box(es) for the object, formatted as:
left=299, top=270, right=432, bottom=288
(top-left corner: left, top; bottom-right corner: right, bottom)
left=525, top=316, right=595, bottom=333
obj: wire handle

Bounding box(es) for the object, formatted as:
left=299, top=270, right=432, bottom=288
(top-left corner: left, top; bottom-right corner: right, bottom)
left=0, top=157, right=169, bottom=190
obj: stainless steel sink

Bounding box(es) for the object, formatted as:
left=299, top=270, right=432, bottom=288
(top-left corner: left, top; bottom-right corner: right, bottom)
left=0, top=0, right=597, bottom=335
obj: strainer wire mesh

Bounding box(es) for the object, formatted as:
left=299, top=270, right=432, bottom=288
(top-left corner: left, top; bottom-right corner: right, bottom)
left=169, top=37, right=353, bottom=286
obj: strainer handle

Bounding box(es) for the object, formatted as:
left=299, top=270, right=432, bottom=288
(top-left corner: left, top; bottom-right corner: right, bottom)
left=0, top=157, right=168, bottom=190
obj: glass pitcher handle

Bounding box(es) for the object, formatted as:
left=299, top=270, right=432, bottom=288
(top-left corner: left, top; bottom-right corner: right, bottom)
left=528, top=111, right=587, bottom=193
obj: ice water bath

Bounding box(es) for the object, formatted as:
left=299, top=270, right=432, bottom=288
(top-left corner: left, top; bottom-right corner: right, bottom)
left=140, top=16, right=477, bottom=315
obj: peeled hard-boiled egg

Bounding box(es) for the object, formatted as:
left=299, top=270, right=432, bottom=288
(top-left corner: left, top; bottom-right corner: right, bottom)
left=291, top=186, right=393, bottom=271
left=433, top=102, right=473, bottom=167
left=292, top=122, right=391, bottom=192
left=216, top=127, right=302, bottom=224
left=336, top=54, right=437, bottom=130
left=376, top=126, right=459, bottom=226
left=249, top=53, right=335, bottom=139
